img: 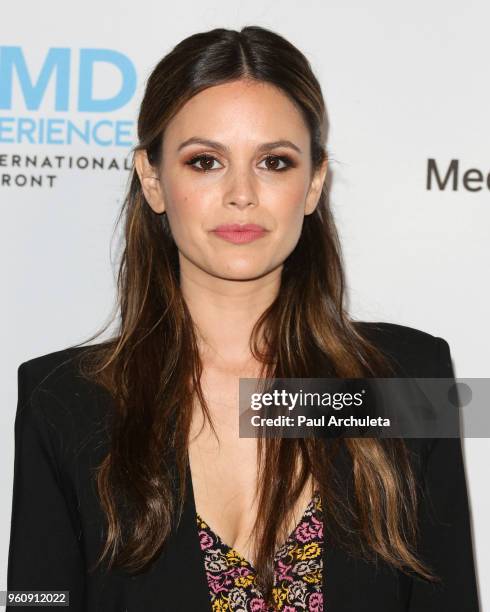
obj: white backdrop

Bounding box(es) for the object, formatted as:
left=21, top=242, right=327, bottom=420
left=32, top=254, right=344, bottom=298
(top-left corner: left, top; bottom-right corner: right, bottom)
left=1, top=1, right=488, bottom=608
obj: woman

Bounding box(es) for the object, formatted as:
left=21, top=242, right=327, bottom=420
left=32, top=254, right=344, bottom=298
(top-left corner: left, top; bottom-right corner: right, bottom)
left=7, top=25, right=479, bottom=611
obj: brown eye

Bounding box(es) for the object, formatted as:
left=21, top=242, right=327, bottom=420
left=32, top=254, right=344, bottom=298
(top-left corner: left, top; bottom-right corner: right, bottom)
left=186, top=154, right=222, bottom=172
left=260, top=155, right=294, bottom=171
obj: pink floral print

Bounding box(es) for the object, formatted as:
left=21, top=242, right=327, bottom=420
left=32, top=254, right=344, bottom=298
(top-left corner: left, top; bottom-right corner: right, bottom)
left=196, top=491, right=324, bottom=611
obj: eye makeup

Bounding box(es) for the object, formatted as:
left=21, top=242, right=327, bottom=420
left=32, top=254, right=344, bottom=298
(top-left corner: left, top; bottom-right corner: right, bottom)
left=184, top=153, right=297, bottom=173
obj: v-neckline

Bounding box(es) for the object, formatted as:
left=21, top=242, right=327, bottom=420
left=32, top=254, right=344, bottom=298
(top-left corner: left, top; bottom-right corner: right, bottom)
left=195, top=490, right=321, bottom=572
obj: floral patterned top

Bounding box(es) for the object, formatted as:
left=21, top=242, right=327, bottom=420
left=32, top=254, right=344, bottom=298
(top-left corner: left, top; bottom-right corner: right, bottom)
left=196, top=491, right=324, bottom=611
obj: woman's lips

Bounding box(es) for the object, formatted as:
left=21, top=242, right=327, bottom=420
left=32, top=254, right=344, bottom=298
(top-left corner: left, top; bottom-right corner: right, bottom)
left=211, top=223, right=268, bottom=244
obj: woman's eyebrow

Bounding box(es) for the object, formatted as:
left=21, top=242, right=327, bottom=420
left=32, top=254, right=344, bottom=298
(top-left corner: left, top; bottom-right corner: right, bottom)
left=177, top=137, right=302, bottom=154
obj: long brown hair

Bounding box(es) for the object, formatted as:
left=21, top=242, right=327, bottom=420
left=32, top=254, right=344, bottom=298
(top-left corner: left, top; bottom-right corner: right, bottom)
left=72, top=25, right=436, bottom=605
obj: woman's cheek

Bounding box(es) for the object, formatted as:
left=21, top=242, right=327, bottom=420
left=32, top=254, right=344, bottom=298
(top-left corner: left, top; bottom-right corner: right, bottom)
left=275, top=196, right=308, bottom=227
left=165, top=194, right=199, bottom=232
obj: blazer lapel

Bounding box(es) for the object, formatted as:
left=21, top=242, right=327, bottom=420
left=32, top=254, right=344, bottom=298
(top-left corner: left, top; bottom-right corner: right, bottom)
left=126, top=461, right=212, bottom=611
left=322, top=441, right=412, bottom=611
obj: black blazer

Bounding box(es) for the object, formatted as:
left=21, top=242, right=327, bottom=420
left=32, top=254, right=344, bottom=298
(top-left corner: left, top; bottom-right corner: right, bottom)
left=6, top=321, right=480, bottom=611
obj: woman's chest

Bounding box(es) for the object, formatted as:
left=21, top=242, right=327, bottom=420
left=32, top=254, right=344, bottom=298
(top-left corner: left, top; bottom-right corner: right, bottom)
left=187, top=370, right=317, bottom=568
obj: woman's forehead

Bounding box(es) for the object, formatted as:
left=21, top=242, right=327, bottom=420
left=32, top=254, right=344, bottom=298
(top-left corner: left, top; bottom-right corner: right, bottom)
left=162, top=80, right=310, bottom=151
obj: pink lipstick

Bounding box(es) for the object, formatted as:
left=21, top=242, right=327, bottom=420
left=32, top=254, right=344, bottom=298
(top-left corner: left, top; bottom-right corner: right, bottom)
left=211, top=223, right=268, bottom=244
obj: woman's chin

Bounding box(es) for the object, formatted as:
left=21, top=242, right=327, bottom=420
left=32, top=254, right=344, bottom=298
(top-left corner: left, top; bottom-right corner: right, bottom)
left=211, top=262, right=281, bottom=282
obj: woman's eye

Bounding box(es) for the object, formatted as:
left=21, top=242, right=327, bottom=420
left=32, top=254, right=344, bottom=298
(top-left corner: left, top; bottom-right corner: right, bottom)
left=186, top=154, right=222, bottom=172
left=259, top=155, right=293, bottom=171
left=185, top=153, right=294, bottom=173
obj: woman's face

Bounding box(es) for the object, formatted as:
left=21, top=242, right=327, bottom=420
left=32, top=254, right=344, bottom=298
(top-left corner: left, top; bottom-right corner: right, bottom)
left=136, top=79, right=327, bottom=283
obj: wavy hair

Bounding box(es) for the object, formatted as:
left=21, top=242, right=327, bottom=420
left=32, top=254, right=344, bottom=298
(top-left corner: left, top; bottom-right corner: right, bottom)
left=74, top=25, right=436, bottom=605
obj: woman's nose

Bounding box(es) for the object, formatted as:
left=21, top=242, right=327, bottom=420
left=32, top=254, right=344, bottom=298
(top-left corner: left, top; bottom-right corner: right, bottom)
left=222, top=168, right=259, bottom=209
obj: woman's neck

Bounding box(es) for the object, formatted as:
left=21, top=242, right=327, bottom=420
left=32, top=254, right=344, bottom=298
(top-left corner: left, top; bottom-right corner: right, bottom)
left=179, top=262, right=281, bottom=370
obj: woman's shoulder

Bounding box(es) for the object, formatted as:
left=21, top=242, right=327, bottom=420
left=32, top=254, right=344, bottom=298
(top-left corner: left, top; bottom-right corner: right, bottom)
left=18, top=343, right=91, bottom=384
left=18, top=343, right=105, bottom=398
left=353, top=321, right=458, bottom=470
left=353, top=319, right=452, bottom=378
left=15, top=343, right=111, bottom=440
left=353, top=318, right=445, bottom=348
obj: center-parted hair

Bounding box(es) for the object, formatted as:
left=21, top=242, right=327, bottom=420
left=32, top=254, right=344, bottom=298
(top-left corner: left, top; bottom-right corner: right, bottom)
left=74, top=25, right=436, bottom=605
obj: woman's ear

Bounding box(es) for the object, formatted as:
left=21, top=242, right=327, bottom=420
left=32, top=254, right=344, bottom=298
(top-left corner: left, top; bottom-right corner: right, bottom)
left=304, top=158, right=328, bottom=215
left=134, top=149, right=166, bottom=214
